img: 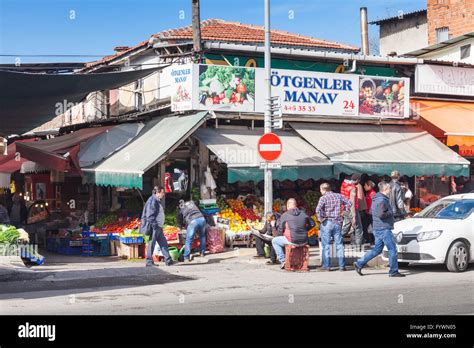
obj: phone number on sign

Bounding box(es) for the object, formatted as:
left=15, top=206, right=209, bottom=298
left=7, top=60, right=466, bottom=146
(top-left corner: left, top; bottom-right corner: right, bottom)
left=283, top=101, right=356, bottom=113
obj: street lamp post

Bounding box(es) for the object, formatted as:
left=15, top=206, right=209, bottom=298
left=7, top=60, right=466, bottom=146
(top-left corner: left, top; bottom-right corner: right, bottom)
left=264, top=0, right=273, bottom=215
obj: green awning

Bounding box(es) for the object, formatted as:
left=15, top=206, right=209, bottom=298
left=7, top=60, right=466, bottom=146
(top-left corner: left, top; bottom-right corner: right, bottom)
left=83, top=112, right=209, bottom=189
left=291, top=123, right=470, bottom=177
left=194, top=128, right=333, bottom=183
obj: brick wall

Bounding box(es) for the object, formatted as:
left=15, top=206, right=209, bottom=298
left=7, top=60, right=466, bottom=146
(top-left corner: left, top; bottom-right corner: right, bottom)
left=427, top=0, right=474, bottom=44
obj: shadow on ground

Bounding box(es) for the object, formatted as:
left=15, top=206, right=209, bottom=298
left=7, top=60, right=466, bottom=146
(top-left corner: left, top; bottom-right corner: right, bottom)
left=0, top=266, right=195, bottom=300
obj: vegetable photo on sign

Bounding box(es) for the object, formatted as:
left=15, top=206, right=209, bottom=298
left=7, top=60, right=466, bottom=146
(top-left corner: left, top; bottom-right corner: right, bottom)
left=358, top=77, right=406, bottom=118
left=198, top=65, right=255, bottom=111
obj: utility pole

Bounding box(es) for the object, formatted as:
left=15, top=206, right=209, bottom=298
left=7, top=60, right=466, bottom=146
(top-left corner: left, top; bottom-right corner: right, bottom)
left=191, top=0, right=202, bottom=63
left=264, top=0, right=273, bottom=215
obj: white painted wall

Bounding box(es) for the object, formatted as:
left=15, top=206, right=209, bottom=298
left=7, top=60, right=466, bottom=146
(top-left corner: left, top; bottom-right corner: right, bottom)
left=379, top=15, right=428, bottom=56
left=418, top=37, right=474, bottom=64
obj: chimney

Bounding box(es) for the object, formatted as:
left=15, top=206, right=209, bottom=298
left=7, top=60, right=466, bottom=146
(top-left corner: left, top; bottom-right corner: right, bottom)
left=113, top=46, right=130, bottom=54
left=191, top=0, right=202, bottom=62
left=360, top=7, right=369, bottom=55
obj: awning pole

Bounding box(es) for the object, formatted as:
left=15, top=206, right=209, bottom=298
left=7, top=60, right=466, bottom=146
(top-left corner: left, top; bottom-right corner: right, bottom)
left=264, top=0, right=273, bottom=215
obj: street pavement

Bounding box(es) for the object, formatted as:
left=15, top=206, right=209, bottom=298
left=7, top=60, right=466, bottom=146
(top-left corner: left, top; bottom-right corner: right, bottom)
left=0, top=247, right=473, bottom=315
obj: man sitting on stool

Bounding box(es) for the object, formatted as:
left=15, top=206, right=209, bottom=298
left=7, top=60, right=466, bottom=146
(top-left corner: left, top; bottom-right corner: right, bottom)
left=271, top=198, right=311, bottom=269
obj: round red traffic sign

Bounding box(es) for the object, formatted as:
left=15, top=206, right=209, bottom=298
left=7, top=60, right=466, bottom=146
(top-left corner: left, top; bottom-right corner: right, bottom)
left=257, top=132, right=282, bottom=161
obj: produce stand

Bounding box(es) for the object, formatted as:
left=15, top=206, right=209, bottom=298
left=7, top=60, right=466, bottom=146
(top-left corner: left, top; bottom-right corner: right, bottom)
left=0, top=224, right=45, bottom=266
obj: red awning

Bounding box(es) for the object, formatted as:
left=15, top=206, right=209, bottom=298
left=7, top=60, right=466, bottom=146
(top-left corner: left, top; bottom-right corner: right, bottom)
left=16, top=126, right=114, bottom=172
left=0, top=139, right=37, bottom=173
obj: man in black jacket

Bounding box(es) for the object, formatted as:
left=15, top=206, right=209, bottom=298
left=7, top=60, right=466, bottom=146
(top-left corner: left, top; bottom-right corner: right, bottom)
left=253, top=212, right=279, bottom=264
left=389, top=170, right=406, bottom=222
left=177, top=200, right=206, bottom=262
left=271, top=199, right=311, bottom=269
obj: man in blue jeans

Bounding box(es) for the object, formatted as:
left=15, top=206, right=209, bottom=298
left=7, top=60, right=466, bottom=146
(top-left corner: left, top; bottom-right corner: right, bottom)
left=272, top=198, right=311, bottom=269
left=177, top=200, right=206, bottom=262
left=315, top=183, right=352, bottom=271
left=354, top=181, right=405, bottom=277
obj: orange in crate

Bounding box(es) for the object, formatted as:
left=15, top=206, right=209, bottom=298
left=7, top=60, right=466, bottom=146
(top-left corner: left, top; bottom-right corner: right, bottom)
left=284, top=244, right=309, bottom=272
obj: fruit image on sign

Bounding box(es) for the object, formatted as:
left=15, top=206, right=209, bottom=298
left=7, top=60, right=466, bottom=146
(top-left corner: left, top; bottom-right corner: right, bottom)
left=258, top=133, right=282, bottom=161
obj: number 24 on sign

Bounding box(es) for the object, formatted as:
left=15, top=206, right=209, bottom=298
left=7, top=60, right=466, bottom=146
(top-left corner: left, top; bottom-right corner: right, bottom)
left=343, top=100, right=355, bottom=109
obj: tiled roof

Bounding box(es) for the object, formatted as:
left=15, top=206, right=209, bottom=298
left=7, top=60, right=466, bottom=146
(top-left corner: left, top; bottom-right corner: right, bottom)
left=85, top=19, right=359, bottom=70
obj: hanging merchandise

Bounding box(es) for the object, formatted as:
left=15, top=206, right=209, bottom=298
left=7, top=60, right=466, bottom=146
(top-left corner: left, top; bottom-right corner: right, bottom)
left=164, top=172, right=173, bottom=193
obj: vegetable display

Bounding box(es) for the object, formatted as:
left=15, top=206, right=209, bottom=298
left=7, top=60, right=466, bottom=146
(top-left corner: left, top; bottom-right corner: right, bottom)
left=359, top=78, right=405, bottom=117
left=198, top=65, right=255, bottom=111
left=0, top=225, right=20, bottom=244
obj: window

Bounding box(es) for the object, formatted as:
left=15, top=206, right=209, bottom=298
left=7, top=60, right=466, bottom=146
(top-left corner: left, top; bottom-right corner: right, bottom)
left=436, top=27, right=449, bottom=43
left=415, top=199, right=474, bottom=220
left=460, top=44, right=471, bottom=60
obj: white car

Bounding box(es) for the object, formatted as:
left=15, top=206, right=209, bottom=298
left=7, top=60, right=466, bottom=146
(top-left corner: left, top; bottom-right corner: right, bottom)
left=382, top=193, right=474, bottom=272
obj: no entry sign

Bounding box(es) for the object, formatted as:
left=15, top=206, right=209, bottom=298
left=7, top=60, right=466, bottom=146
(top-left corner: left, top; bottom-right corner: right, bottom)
left=258, top=132, right=282, bottom=161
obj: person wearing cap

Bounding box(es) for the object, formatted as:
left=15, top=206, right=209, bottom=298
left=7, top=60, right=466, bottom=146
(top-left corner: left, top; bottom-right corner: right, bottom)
left=340, top=173, right=364, bottom=245
left=389, top=170, right=407, bottom=221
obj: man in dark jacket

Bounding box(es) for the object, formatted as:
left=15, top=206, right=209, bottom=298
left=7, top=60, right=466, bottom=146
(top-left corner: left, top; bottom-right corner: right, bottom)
left=8, top=193, right=28, bottom=228
left=140, top=186, right=174, bottom=267
left=353, top=182, right=405, bottom=277
left=271, top=198, right=311, bottom=269
left=176, top=200, right=206, bottom=262
left=252, top=212, right=280, bottom=264
left=389, top=170, right=406, bottom=221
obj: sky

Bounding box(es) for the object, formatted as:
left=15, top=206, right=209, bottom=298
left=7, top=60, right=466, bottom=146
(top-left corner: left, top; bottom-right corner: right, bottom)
left=0, top=0, right=426, bottom=64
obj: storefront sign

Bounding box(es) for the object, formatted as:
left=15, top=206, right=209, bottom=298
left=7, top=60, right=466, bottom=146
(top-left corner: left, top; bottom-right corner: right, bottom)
left=255, top=69, right=359, bottom=116
left=415, top=64, right=474, bottom=97
left=196, top=65, right=255, bottom=112
left=170, top=64, right=410, bottom=118
left=170, top=64, right=194, bottom=112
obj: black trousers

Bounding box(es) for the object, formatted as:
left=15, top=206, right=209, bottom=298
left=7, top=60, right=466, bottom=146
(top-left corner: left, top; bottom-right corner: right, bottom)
left=361, top=212, right=374, bottom=244
left=255, top=235, right=277, bottom=263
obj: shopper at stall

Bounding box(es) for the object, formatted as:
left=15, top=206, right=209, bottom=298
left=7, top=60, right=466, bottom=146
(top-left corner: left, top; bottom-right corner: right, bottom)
left=389, top=170, right=407, bottom=222
left=399, top=176, right=413, bottom=213
left=353, top=181, right=405, bottom=277
left=272, top=198, right=311, bottom=269
left=140, top=186, right=174, bottom=267
left=0, top=199, right=10, bottom=224
left=177, top=200, right=206, bottom=262
left=316, top=183, right=353, bottom=271
left=363, top=180, right=376, bottom=245
left=253, top=212, right=279, bottom=264
left=340, top=174, right=364, bottom=245
left=8, top=193, right=27, bottom=228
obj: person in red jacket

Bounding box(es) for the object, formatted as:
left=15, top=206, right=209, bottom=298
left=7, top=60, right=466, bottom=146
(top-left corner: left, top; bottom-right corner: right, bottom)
left=363, top=180, right=376, bottom=244
left=340, top=174, right=364, bottom=245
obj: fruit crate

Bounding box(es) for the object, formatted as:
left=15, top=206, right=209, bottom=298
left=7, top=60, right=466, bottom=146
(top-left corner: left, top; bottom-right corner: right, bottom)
left=120, top=236, right=144, bottom=244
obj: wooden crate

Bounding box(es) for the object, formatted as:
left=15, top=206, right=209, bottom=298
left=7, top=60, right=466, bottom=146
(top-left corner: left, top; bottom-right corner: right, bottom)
left=117, top=242, right=146, bottom=259
left=284, top=244, right=309, bottom=272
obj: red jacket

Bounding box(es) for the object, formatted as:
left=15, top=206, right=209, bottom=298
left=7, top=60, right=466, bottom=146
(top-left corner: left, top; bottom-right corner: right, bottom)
left=340, top=180, right=358, bottom=210
left=365, top=189, right=376, bottom=213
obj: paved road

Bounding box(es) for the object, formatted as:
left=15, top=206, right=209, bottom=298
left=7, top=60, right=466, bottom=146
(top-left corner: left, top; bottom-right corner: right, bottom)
left=1, top=249, right=473, bottom=315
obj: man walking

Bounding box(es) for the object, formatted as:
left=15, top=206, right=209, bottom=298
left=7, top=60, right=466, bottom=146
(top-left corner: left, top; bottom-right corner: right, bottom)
left=271, top=198, right=311, bottom=269
left=316, top=183, right=353, bottom=271
left=140, top=186, right=174, bottom=267
left=353, top=182, right=405, bottom=277
left=177, top=200, right=207, bottom=262
left=389, top=170, right=406, bottom=222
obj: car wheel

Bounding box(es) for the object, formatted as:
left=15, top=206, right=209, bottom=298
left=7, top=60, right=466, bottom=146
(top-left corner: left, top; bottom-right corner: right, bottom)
left=446, top=241, right=470, bottom=272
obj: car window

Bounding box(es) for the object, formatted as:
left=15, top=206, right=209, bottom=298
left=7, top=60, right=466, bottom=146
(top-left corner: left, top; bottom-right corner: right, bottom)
left=415, top=199, right=474, bottom=220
